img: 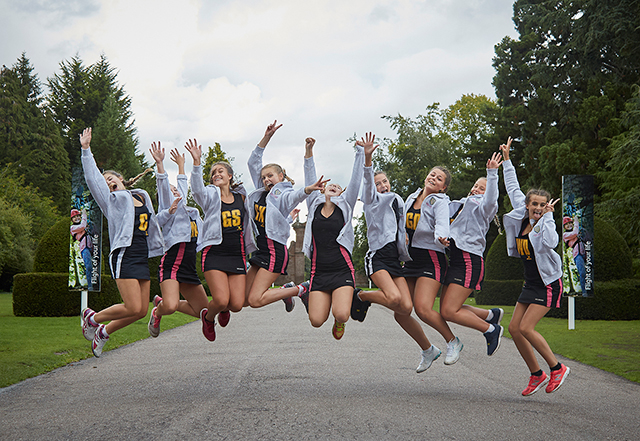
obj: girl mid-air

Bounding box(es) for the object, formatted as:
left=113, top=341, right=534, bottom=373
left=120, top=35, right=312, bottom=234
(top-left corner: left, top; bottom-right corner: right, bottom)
left=357, top=133, right=441, bottom=372
left=185, top=138, right=258, bottom=341
left=301, top=135, right=363, bottom=339
left=79, top=128, right=163, bottom=357
left=147, top=143, right=209, bottom=338
left=244, top=121, right=326, bottom=313
left=438, top=151, right=504, bottom=359
left=403, top=165, right=463, bottom=365
left=501, top=137, right=570, bottom=396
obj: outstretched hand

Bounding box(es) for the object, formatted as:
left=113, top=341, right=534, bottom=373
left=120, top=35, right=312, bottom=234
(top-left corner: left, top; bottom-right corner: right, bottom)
left=184, top=139, right=202, bottom=166
left=149, top=142, right=164, bottom=163
left=305, top=175, right=331, bottom=195
left=438, top=237, right=450, bottom=247
left=265, top=120, right=283, bottom=138
left=290, top=208, right=300, bottom=222
left=499, top=137, right=512, bottom=161
left=543, top=198, right=560, bottom=215
left=486, top=152, right=503, bottom=169
left=357, top=132, right=379, bottom=158
left=80, top=128, right=92, bottom=150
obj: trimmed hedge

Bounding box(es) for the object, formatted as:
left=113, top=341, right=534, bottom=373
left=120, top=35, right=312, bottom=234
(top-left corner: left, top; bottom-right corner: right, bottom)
left=476, top=217, right=638, bottom=320
left=475, top=280, right=524, bottom=306
left=546, top=279, right=640, bottom=320
left=12, top=272, right=162, bottom=317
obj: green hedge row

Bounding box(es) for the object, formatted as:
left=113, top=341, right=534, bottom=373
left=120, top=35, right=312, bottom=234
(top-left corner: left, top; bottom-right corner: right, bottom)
left=12, top=272, right=162, bottom=317
left=476, top=278, right=640, bottom=320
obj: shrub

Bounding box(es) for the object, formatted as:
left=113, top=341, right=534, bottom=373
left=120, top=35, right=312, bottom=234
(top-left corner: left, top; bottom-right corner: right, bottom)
left=593, top=217, right=632, bottom=282
left=475, top=280, right=524, bottom=305
left=33, top=218, right=70, bottom=273
left=13, top=272, right=162, bottom=317
left=484, top=232, right=523, bottom=281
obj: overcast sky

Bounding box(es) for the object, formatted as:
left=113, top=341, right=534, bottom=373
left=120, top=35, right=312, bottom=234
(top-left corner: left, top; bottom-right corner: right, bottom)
left=1, top=0, right=517, bottom=219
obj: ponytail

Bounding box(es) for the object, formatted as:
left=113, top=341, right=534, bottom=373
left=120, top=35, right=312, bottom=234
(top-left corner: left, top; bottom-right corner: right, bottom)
left=103, top=168, right=154, bottom=189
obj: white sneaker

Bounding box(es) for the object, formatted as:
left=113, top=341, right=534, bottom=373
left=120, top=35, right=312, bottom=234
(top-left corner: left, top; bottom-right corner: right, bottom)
left=444, top=337, right=463, bottom=365
left=81, top=308, right=98, bottom=341
left=417, top=345, right=441, bottom=373
left=92, top=325, right=109, bottom=357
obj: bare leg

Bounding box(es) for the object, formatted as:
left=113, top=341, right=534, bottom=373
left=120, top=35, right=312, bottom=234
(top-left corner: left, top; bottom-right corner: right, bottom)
left=394, top=312, right=432, bottom=350
left=409, top=277, right=455, bottom=342
left=308, top=290, right=332, bottom=328
left=520, top=303, right=558, bottom=368
left=440, top=284, right=490, bottom=333
left=331, top=286, right=353, bottom=324
left=509, top=302, right=541, bottom=372
left=246, top=267, right=298, bottom=308
left=359, top=271, right=403, bottom=311
left=203, top=270, right=232, bottom=321
left=178, top=283, right=209, bottom=317
left=103, top=280, right=150, bottom=334
left=461, top=304, right=491, bottom=320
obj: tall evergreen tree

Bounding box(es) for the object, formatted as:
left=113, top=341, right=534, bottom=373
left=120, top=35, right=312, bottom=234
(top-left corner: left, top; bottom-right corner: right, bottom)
left=47, top=54, right=140, bottom=170
left=0, top=54, right=69, bottom=211
left=492, top=0, right=640, bottom=195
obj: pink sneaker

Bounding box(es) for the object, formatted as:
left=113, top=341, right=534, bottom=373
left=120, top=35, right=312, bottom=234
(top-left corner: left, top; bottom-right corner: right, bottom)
left=153, top=295, right=162, bottom=308
left=546, top=364, right=570, bottom=393
left=522, top=371, right=549, bottom=396
left=200, top=308, right=216, bottom=341
left=82, top=308, right=98, bottom=341
left=218, top=310, right=230, bottom=327
left=148, top=307, right=161, bottom=338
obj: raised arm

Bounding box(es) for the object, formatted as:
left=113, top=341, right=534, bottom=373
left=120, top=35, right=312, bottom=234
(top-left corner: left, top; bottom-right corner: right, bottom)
left=151, top=142, right=173, bottom=211
left=540, top=198, right=560, bottom=249
left=304, top=137, right=317, bottom=186
left=481, top=151, right=502, bottom=217
left=79, top=128, right=111, bottom=214
left=185, top=138, right=208, bottom=208
left=360, top=132, right=379, bottom=205
left=500, top=137, right=525, bottom=209
left=248, top=120, right=282, bottom=188
left=170, top=148, right=188, bottom=198
left=343, top=141, right=365, bottom=208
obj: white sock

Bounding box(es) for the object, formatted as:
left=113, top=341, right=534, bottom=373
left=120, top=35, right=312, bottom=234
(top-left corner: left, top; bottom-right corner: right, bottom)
left=485, top=324, right=495, bottom=334
left=485, top=310, right=494, bottom=321
left=88, top=314, right=99, bottom=327
left=356, top=291, right=364, bottom=302
left=422, top=345, right=434, bottom=354
left=98, top=325, right=109, bottom=338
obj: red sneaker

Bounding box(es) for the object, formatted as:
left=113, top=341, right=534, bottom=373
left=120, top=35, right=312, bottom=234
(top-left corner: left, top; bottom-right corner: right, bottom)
left=546, top=364, right=570, bottom=393
left=200, top=308, right=216, bottom=341
left=522, top=371, right=549, bottom=396
left=218, top=310, right=230, bottom=327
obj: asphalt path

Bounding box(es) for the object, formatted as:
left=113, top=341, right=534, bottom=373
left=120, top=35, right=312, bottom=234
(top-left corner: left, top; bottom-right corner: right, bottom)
left=1, top=302, right=639, bottom=440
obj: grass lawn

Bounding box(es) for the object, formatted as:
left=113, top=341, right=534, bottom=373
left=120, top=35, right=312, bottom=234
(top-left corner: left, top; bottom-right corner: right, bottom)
left=1, top=293, right=639, bottom=387
left=0, top=292, right=197, bottom=388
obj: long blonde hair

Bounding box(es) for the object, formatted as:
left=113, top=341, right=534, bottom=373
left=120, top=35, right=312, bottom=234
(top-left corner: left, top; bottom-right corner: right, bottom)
left=103, top=168, right=153, bottom=188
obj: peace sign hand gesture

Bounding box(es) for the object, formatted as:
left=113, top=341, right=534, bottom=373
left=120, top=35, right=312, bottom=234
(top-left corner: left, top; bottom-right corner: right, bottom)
left=499, top=137, right=512, bottom=161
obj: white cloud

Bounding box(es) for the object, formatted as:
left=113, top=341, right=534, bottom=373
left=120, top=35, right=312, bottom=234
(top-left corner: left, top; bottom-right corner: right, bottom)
left=1, top=0, right=517, bottom=189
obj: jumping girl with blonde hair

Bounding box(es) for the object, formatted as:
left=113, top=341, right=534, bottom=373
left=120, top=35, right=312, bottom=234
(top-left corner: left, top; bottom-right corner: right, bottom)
left=79, top=127, right=163, bottom=357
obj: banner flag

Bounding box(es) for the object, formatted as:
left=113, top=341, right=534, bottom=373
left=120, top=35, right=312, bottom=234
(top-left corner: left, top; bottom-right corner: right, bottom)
left=562, top=175, right=594, bottom=297
left=69, top=167, right=102, bottom=292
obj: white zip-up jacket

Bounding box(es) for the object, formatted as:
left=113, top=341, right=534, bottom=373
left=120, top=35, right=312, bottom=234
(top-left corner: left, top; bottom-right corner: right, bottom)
left=190, top=164, right=257, bottom=255
left=155, top=172, right=204, bottom=252
left=81, top=148, right=164, bottom=258
left=502, top=159, right=563, bottom=286
left=404, top=189, right=450, bottom=253
left=449, top=168, right=499, bottom=257
left=301, top=146, right=364, bottom=259
left=247, top=144, right=310, bottom=246
left=362, top=166, right=411, bottom=262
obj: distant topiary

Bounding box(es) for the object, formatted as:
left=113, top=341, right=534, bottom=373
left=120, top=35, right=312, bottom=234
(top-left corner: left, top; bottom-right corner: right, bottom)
left=483, top=232, right=523, bottom=281
left=593, top=217, right=632, bottom=282
left=33, top=218, right=69, bottom=273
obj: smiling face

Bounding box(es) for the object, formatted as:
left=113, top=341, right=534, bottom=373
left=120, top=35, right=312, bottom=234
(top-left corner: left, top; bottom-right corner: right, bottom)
left=423, top=168, right=448, bottom=194
left=526, top=194, right=549, bottom=222
left=374, top=172, right=390, bottom=194
left=261, top=166, right=284, bottom=191
left=324, top=183, right=343, bottom=197
left=210, top=164, right=232, bottom=188
left=469, top=177, right=487, bottom=196
left=103, top=172, right=125, bottom=192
